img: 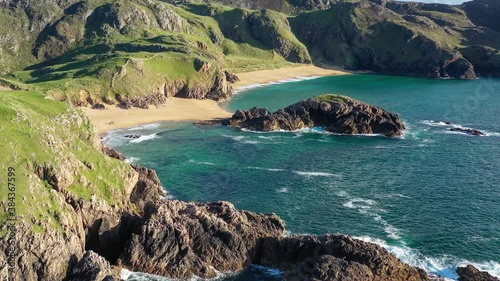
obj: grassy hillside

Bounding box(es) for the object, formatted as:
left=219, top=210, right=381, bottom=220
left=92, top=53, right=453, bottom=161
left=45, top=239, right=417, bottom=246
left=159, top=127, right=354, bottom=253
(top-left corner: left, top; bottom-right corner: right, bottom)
left=0, top=0, right=305, bottom=105
left=0, top=90, right=135, bottom=234
left=1, top=0, right=500, bottom=106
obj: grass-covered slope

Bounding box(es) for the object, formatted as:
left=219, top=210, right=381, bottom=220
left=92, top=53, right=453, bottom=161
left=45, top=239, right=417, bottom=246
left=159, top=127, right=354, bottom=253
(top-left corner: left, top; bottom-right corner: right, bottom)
left=0, top=89, right=144, bottom=280
left=2, top=0, right=500, bottom=107
left=0, top=90, right=135, bottom=232
left=0, top=0, right=306, bottom=106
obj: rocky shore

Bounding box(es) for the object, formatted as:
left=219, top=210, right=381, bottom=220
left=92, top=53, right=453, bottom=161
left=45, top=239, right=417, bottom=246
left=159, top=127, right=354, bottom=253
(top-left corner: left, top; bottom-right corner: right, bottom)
left=223, top=94, right=406, bottom=137
left=1, top=116, right=497, bottom=281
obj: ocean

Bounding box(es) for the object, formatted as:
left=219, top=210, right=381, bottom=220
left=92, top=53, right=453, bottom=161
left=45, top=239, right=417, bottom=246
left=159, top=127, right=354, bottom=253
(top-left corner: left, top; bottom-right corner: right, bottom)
left=105, top=74, right=500, bottom=280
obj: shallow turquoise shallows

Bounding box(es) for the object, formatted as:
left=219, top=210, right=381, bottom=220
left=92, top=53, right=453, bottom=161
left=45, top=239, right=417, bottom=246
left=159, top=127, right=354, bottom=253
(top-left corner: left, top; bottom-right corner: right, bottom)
left=106, top=74, right=500, bottom=280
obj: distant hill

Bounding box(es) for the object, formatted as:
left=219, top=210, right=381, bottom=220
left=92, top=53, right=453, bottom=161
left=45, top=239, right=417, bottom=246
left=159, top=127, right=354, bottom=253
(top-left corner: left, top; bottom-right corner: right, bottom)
left=0, top=0, right=500, bottom=107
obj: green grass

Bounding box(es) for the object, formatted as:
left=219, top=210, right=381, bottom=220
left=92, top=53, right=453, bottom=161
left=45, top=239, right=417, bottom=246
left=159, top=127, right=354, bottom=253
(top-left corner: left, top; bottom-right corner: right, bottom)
left=0, top=90, right=135, bottom=235
left=313, top=94, right=352, bottom=104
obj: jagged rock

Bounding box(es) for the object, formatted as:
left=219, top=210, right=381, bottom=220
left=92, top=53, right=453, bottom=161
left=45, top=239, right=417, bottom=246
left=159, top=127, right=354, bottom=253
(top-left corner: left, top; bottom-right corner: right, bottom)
left=129, top=165, right=165, bottom=210
left=225, top=70, right=240, bottom=83
left=194, top=58, right=212, bottom=72
left=118, top=199, right=286, bottom=279
left=92, top=103, right=106, bottom=110
left=124, top=134, right=141, bottom=139
left=442, top=52, right=476, bottom=79
left=102, top=145, right=126, bottom=161
left=449, top=127, right=486, bottom=136
left=224, top=94, right=406, bottom=137
left=153, top=3, right=189, bottom=33
left=457, top=265, right=499, bottom=281
left=256, top=234, right=430, bottom=281
left=66, top=251, right=119, bottom=281
left=117, top=100, right=132, bottom=110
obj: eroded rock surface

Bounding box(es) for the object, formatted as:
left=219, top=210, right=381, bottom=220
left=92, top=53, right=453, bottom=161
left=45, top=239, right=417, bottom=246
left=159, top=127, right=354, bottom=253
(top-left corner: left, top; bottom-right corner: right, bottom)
left=256, top=235, right=430, bottom=281
left=118, top=200, right=285, bottom=279
left=457, top=265, right=499, bottom=281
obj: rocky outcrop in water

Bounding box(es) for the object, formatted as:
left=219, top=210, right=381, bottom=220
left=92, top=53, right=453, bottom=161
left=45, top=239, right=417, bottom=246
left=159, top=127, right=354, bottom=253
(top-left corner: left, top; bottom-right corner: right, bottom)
left=457, top=265, right=499, bottom=281
left=224, top=94, right=406, bottom=137
left=449, top=127, right=485, bottom=136
left=256, top=235, right=430, bottom=281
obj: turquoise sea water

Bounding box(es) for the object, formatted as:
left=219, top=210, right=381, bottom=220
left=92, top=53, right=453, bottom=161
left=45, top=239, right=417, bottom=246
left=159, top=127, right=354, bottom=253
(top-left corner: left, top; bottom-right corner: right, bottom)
left=106, top=74, right=500, bottom=280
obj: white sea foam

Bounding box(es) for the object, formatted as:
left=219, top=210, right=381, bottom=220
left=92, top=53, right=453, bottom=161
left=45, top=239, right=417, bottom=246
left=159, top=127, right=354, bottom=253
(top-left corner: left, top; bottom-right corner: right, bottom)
left=242, top=140, right=261, bottom=144
left=222, top=134, right=265, bottom=144
left=336, top=190, right=349, bottom=198
left=421, top=120, right=500, bottom=137
left=125, top=157, right=141, bottom=164
left=343, top=198, right=376, bottom=209
left=102, top=131, right=131, bottom=147
left=188, top=159, right=215, bottom=166
left=420, top=120, right=456, bottom=127
left=130, top=133, right=158, bottom=143
left=246, top=166, right=286, bottom=172
left=276, top=187, right=289, bottom=193
left=355, top=236, right=500, bottom=279
left=234, top=76, right=322, bottom=94
left=127, top=123, right=161, bottom=131
left=293, top=171, right=341, bottom=177
left=121, top=264, right=283, bottom=281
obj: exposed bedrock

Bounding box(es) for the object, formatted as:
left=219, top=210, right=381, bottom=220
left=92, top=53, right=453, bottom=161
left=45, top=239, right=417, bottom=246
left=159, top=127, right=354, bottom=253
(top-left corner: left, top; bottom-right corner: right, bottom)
left=117, top=199, right=286, bottom=279
left=224, top=94, right=406, bottom=137
left=256, top=235, right=430, bottom=281
left=457, top=265, right=499, bottom=281
left=115, top=199, right=431, bottom=281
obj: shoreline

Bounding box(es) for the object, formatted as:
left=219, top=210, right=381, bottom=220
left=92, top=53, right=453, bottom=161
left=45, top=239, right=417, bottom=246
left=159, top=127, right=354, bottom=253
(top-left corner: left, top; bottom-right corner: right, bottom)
left=83, top=64, right=351, bottom=134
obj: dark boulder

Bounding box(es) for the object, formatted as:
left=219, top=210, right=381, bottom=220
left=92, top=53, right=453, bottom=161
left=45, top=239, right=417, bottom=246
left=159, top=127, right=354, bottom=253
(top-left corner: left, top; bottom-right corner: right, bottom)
left=66, top=251, right=120, bottom=281
left=225, top=70, right=240, bottom=83
left=457, top=265, right=499, bottom=281
left=449, top=127, right=485, bottom=136
left=91, top=103, right=106, bottom=110
left=256, top=235, right=430, bottom=281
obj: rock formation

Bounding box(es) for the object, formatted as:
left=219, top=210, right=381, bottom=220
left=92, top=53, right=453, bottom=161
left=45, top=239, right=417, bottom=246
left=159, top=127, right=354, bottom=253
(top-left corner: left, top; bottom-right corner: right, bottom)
left=449, top=127, right=486, bottom=136
left=224, top=94, right=406, bottom=137
left=457, top=265, right=499, bottom=281
left=66, top=251, right=119, bottom=281
left=118, top=200, right=286, bottom=279
left=256, top=235, right=430, bottom=281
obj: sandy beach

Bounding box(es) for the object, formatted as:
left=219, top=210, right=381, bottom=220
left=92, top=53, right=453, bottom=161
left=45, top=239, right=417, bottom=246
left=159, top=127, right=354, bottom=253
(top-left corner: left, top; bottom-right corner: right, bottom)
left=232, top=65, right=350, bottom=89
left=82, top=98, right=232, bottom=134
left=83, top=64, right=350, bottom=134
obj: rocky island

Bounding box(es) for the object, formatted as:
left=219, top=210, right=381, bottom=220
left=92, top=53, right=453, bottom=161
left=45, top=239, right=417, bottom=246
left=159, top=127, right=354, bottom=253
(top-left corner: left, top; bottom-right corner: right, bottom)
left=224, top=94, right=406, bottom=137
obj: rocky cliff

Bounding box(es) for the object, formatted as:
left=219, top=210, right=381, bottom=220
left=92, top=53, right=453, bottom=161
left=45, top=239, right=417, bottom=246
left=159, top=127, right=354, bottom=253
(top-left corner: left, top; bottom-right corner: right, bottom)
left=224, top=94, right=406, bottom=137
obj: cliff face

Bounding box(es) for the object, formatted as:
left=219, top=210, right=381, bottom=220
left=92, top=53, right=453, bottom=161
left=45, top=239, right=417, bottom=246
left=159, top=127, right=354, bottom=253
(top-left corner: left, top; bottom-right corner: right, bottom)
left=225, top=94, right=406, bottom=137
left=290, top=1, right=479, bottom=79
left=118, top=200, right=285, bottom=279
